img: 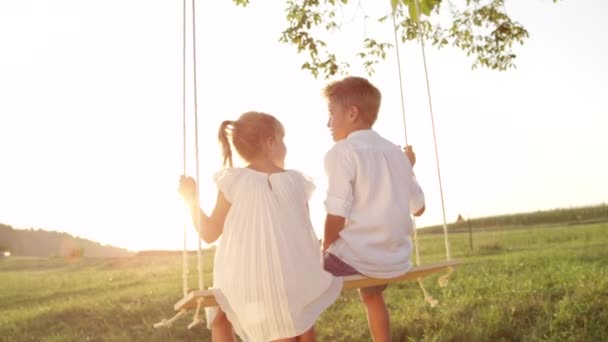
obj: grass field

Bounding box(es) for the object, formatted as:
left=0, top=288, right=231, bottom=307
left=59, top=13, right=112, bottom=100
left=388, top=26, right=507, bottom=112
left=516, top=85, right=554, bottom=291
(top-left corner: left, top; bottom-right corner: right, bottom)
left=1, top=223, right=607, bottom=341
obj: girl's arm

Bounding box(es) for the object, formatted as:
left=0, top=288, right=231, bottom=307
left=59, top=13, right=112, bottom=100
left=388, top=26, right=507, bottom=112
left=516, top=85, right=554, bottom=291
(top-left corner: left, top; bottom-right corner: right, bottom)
left=188, top=191, right=231, bottom=244
left=179, top=176, right=231, bottom=244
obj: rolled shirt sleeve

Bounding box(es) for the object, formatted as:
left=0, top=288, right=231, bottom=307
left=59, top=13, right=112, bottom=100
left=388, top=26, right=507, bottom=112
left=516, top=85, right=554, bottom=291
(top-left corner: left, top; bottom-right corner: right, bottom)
left=323, top=144, right=355, bottom=218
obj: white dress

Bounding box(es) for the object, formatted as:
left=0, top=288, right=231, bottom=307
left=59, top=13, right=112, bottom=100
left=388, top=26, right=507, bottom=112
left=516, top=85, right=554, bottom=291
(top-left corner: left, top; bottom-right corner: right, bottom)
left=206, top=167, right=342, bottom=341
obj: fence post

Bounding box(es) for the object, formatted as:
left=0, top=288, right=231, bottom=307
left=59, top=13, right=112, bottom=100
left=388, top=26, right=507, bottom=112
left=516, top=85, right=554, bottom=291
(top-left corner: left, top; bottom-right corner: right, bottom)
left=468, top=218, right=473, bottom=251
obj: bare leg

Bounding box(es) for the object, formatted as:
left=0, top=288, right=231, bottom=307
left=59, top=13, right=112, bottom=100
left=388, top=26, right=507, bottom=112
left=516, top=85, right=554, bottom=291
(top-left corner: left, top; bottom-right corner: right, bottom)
left=297, top=326, right=316, bottom=342
left=359, top=291, right=390, bottom=342
left=211, top=309, right=235, bottom=342
left=273, top=326, right=316, bottom=342
left=273, top=337, right=296, bottom=342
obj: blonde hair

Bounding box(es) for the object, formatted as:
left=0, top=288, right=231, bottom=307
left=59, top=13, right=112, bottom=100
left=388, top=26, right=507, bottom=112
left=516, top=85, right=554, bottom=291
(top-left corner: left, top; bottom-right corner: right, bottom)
left=322, top=76, right=381, bottom=125
left=218, top=112, right=283, bottom=167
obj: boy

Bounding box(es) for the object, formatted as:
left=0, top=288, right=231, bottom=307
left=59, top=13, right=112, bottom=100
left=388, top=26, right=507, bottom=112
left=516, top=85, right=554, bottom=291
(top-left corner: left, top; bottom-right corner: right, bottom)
left=321, top=76, right=425, bottom=342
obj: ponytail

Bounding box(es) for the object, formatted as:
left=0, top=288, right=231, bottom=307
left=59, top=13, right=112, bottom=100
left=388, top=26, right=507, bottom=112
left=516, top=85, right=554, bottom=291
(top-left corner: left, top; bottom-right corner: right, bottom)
left=218, top=112, right=281, bottom=166
left=218, top=120, right=234, bottom=167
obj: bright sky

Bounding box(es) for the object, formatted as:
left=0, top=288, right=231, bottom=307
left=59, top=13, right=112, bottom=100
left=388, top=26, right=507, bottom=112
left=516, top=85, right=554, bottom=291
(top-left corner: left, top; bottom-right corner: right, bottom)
left=1, top=0, right=606, bottom=252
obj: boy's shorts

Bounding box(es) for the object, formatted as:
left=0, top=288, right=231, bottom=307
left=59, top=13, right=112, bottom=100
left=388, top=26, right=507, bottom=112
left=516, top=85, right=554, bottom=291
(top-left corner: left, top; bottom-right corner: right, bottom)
left=323, top=252, right=388, bottom=294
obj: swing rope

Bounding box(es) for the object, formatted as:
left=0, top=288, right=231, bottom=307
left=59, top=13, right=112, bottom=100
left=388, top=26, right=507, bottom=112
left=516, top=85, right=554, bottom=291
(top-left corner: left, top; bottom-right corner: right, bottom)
left=191, top=0, right=205, bottom=293
left=188, top=0, right=206, bottom=329
left=181, top=0, right=189, bottom=299
left=412, top=0, right=452, bottom=261
left=159, top=0, right=460, bottom=321
left=154, top=0, right=204, bottom=329
left=411, top=0, right=455, bottom=287
left=389, top=0, right=454, bottom=306
left=390, top=4, right=435, bottom=308
left=390, top=5, right=422, bottom=270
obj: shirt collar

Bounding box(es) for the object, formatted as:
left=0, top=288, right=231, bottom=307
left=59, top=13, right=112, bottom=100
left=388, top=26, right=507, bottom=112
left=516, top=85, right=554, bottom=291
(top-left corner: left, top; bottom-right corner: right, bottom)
left=346, top=129, right=375, bottom=140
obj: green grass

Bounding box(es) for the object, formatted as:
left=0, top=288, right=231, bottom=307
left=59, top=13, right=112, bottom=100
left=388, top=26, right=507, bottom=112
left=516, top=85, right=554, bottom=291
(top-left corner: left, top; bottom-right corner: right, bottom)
left=1, top=224, right=607, bottom=341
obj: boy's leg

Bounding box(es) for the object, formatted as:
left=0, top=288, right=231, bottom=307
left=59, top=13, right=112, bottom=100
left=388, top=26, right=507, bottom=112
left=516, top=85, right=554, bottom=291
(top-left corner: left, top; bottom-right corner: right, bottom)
left=359, top=289, right=390, bottom=342
left=211, top=308, right=235, bottom=342
left=324, top=253, right=390, bottom=342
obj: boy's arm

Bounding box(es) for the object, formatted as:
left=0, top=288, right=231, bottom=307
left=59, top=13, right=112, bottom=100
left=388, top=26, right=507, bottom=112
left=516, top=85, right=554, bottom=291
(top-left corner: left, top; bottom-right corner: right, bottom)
left=323, top=146, right=355, bottom=252
left=404, top=146, right=425, bottom=216
left=404, top=145, right=416, bottom=167
left=323, top=214, right=346, bottom=252
left=414, top=205, right=425, bottom=217
left=409, top=175, right=425, bottom=217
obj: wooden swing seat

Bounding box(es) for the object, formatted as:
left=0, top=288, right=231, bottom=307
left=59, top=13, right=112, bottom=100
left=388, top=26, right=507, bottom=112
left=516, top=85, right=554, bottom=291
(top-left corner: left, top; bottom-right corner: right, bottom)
left=174, top=260, right=459, bottom=311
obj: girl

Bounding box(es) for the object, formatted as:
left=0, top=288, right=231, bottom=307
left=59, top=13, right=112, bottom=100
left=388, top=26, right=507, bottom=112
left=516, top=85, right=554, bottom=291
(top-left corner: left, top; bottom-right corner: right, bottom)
left=178, top=112, right=342, bottom=342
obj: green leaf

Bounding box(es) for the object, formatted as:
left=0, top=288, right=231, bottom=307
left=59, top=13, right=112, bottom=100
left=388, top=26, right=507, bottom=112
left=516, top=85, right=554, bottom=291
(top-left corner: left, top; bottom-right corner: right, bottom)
left=232, top=0, right=249, bottom=7
left=420, top=0, right=432, bottom=16
left=405, top=0, right=436, bottom=19
left=390, top=0, right=400, bottom=12
left=408, top=1, right=418, bottom=21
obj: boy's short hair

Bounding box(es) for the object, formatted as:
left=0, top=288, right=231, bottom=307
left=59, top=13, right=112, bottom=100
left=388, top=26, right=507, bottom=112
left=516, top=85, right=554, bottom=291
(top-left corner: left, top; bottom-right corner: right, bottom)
left=322, top=76, right=382, bottom=125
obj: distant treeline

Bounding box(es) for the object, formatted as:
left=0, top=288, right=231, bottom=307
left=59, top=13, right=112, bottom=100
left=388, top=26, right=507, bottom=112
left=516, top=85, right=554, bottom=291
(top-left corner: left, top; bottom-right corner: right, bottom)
left=0, top=224, right=133, bottom=258
left=420, top=203, right=608, bottom=234
left=2, top=204, right=606, bottom=257
left=134, top=248, right=214, bottom=257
